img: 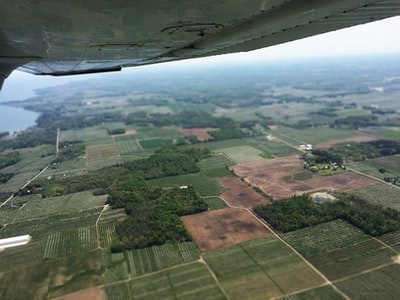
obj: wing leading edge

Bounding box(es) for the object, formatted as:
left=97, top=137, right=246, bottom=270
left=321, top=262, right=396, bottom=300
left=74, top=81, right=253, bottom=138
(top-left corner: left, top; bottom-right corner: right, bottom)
left=0, top=0, right=400, bottom=84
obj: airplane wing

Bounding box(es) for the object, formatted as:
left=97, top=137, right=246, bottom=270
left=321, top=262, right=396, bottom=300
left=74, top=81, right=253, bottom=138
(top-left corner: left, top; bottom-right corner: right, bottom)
left=1, top=0, right=400, bottom=88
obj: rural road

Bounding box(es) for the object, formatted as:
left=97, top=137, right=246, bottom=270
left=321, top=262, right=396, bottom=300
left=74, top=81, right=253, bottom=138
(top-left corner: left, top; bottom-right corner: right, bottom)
left=0, top=128, right=60, bottom=208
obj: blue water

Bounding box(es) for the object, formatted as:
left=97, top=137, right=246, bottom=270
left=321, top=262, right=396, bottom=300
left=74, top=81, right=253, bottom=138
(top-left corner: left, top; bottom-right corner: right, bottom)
left=0, top=105, right=39, bottom=134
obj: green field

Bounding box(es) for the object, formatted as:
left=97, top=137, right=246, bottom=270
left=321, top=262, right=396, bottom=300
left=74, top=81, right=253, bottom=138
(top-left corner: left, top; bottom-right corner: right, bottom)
left=133, top=126, right=183, bottom=139
left=1, top=191, right=106, bottom=222
left=351, top=183, right=400, bottom=210
left=348, top=154, right=400, bottom=179
left=60, top=127, right=113, bottom=145
left=244, top=137, right=299, bottom=157
left=273, top=126, right=354, bottom=145
left=115, top=135, right=142, bottom=154
left=40, top=158, right=87, bottom=178
left=148, top=173, right=224, bottom=197
left=197, top=154, right=235, bottom=178
left=0, top=145, right=54, bottom=192
left=202, top=196, right=229, bottom=210
left=219, top=145, right=265, bottom=163
left=106, top=263, right=226, bottom=300
left=203, top=237, right=324, bottom=299
left=139, top=137, right=186, bottom=149
left=281, top=220, right=397, bottom=280
left=378, top=230, right=400, bottom=252
left=335, top=264, right=400, bottom=300
left=277, top=286, right=345, bottom=300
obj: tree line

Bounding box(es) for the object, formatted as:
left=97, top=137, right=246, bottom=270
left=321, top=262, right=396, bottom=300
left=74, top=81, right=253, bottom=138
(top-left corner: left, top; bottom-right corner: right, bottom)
left=254, top=193, right=400, bottom=236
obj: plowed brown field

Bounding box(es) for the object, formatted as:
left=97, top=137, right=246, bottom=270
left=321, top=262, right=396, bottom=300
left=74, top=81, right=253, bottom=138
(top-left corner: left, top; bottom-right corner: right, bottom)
left=179, top=128, right=216, bottom=141
left=231, top=155, right=376, bottom=200
left=181, top=208, right=271, bottom=251
left=219, top=178, right=270, bottom=208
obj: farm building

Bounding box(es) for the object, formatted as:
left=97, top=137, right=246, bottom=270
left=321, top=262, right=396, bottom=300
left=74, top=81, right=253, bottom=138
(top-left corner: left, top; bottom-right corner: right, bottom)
left=0, top=234, right=31, bottom=250
left=299, top=144, right=313, bottom=151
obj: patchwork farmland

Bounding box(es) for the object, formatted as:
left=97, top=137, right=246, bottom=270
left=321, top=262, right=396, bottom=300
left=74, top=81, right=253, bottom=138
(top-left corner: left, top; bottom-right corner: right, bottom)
left=231, top=155, right=377, bottom=200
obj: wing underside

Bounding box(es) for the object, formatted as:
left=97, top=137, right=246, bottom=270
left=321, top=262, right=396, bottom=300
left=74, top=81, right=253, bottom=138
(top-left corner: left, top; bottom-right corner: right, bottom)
left=0, top=0, right=400, bottom=82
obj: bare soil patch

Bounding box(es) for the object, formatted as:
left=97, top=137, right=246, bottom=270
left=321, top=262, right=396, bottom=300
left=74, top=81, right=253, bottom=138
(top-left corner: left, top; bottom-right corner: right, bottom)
left=52, top=288, right=105, bottom=300
left=181, top=208, right=271, bottom=251
left=179, top=128, right=216, bottom=141
left=316, top=131, right=381, bottom=149
left=219, top=178, right=270, bottom=208
left=231, top=155, right=376, bottom=200
left=111, top=129, right=137, bottom=138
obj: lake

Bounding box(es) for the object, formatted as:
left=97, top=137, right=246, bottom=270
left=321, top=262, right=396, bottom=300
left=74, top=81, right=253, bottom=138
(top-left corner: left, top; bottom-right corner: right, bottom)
left=0, top=105, right=39, bottom=134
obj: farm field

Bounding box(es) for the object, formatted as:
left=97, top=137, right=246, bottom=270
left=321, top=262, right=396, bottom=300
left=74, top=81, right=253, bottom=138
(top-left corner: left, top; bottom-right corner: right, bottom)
left=86, top=144, right=122, bottom=170
left=0, top=145, right=54, bottom=192
left=219, top=177, right=270, bottom=208
left=272, top=126, right=355, bottom=145
left=244, top=137, right=299, bottom=157
left=315, top=131, right=381, bottom=149
left=335, top=264, right=400, bottom=300
left=105, top=263, right=226, bottom=300
left=181, top=208, right=272, bottom=251
left=277, top=286, right=345, bottom=300
left=202, top=196, right=229, bottom=210
left=351, top=183, right=400, bottom=210
left=378, top=230, right=400, bottom=252
left=231, top=155, right=376, bottom=200
left=133, top=126, right=183, bottom=140
left=60, top=127, right=113, bottom=145
left=114, top=134, right=142, bottom=154
left=281, top=220, right=397, bottom=281
left=39, top=158, right=87, bottom=178
left=147, top=173, right=224, bottom=197
left=219, top=145, right=265, bottom=163
left=138, top=137, right=186, bottom=149
left=1, top=191, right=106, bottom=222
left=203, top=237, right=325, bottom=299
left=179, top=127, right=215, bottom=141
left=348, top=154, right=400, bottom=179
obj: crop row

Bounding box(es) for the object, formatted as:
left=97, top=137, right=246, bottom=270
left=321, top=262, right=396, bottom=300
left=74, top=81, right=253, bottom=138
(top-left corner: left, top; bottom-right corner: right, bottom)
left=281, top=220, right=370, bottom=257
left=379, top=230, right=400, bottom=252
left=99, top=222, right=115, bottom=248
left=335, top=264, right=400, bottom=299
left=115, top=139, right=141, bottom=155
left=43, top=226, right=97, bottom=259
left=106, top=263, right=225, bottom=300
left=351, top=183, right=400, bottom=211
left=307, top=238, right=395, bottom=280
left=277, top=285, right=345, bottom=300
left=125, top=241, right=200, bottom=277
left=43, top=232, right=61, bottom=259
left=203, top=237, right=324, bottom=299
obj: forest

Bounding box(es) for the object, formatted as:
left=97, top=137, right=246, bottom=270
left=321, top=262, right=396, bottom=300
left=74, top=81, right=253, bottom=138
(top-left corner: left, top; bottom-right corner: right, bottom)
left=108, top=183, right=207, bottom=251
left=254, top=194, right=400, bottom=236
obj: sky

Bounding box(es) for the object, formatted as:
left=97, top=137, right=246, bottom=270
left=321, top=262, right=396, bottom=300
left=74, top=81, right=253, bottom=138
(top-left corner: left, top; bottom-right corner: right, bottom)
left=1, top=16, right=400, bottom=102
